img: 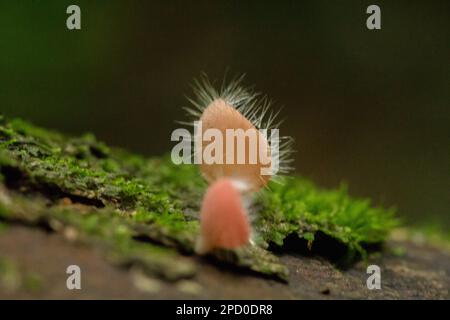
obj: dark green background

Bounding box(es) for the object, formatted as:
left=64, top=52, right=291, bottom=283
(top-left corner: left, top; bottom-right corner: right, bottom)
left=1, top=1, right=449, bottom=229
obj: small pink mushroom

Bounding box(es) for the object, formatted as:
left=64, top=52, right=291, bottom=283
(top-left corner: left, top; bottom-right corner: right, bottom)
left=196, top=177, right=251, bottom=254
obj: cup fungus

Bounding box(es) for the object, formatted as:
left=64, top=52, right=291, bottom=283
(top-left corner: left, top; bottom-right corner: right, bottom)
left=183, top=75, right=294, bottom=254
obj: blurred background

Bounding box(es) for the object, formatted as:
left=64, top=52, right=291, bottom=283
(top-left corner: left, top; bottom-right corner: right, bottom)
left=0, top=1, right=449, bottom=230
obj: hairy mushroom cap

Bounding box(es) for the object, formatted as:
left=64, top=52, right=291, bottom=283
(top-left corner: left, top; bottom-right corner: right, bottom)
left=184, top=74, right=294, bottom=189
left=185, top=75, right=295, bottom=253
left=198, top=98, right=271, bottom=191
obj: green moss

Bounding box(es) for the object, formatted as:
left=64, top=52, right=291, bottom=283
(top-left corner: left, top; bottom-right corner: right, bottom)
left=0, top=257, right=21, bottom=292
left=390, top=246, right=407, bottom=257
left=0, top=191, right=197, bottom=281
left=0, top=221, right=7, bottom=233
left=406, top=224, right=450, bottom=251
left=0, top=256, right=42, bottom=293
left=256, top=178, right=398, bottom=256
left=0, top=116, right=399, bottom=281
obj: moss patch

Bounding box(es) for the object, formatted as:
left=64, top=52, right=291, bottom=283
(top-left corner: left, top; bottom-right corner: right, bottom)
left=0, top=256, right=42, bottom=293
left=0, top=116, right=398, bottom=281
left=255, top=178, right=397, bottom=257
